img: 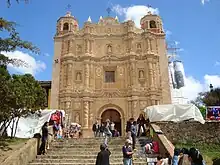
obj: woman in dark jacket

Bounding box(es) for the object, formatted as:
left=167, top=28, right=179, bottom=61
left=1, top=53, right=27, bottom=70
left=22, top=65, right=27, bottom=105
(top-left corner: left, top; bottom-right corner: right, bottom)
left=96, top=144, right=111, bottom=165
left=39, top=122, right=51, bottom=155
left=137, top=114, right=146, bottom=136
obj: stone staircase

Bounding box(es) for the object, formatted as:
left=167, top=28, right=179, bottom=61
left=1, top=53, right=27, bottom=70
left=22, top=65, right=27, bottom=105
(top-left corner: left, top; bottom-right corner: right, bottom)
left=29, top=137, right=157, bottom=165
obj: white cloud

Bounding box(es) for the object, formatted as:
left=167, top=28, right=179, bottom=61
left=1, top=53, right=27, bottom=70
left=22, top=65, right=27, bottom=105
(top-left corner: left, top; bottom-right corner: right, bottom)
left=2, top=50, right=46, bottom=76
left=201, top=0, right=210, bottom=5
left=214, top=61, right=220, bottom=66
left=43, top=53, right=50, bottom=57
left=181, top=75, right=220, bottom=101
left=165, top=30, right=172, bottom=36
left=112, top=4, right=159, bottom=28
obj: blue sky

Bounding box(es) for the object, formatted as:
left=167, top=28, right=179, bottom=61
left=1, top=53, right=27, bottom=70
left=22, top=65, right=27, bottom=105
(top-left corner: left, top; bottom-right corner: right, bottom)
left=0, top=0, right=220, bottom=100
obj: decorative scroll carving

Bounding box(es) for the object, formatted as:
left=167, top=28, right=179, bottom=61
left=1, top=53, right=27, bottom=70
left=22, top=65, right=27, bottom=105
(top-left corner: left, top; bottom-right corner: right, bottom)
left=74, top=102, right=81, bottom=110
left=116, top=44, right=121, bottom=54
left=85, top=64, right=90, bottom=88
left=83, top=101, right=89, bottom=128
left=67, top=64, right=72, bottom=86
left=132, top=100, right=137, bottom=117
left=118, top=66, right=124, bottom=76
left=76, top=45, right=82, bottom=53
left=96, top=67, right=102, bottom=77
left=85, top=40, right=89, bottom=53
left=75, top=112, right=80, bottom=123
left=140, top=101, right=147, bottom=109
left=65, top=101, right=71, bottom=109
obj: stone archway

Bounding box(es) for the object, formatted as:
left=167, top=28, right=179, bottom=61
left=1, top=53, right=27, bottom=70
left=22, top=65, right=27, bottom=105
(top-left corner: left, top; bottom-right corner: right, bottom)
left=101, top=109, right=122, bottom=135
left=98, top=104, right=125, bottom=136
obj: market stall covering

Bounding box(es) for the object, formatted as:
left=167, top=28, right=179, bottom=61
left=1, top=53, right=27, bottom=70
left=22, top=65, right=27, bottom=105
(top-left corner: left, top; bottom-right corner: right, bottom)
left=7, top=109, right=65, bottom=138
left=143, top=104, right=205, bottom=124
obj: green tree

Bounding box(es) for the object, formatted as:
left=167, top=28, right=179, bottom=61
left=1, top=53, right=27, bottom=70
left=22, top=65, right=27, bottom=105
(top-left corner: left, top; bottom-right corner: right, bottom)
left=9, top=74, right=47, bottom=137
left=202, top=88, right=220, bottom=106
left=0, top=17, right=39, bottom=66
left=0, top=66, right=13, bottom=136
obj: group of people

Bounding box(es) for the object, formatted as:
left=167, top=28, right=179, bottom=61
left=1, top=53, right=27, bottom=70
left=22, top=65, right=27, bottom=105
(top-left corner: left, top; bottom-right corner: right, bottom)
left=125, top=114, right=150, bottom=150
left=92, top=119, right=120, bottom=138
left=172, top=147, right=206, bottom=165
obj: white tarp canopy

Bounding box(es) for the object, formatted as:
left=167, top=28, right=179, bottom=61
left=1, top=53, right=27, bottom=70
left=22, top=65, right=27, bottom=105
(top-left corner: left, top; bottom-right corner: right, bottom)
left=7, top=109, right=65, bottom=138
left=143, top=104, right=205, bottom=124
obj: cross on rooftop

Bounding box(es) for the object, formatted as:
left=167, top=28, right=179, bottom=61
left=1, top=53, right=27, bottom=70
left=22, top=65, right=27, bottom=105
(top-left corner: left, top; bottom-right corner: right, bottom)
left=106, top=7, right=112, bottom=16
left=66, top=4, right=71, bottom=11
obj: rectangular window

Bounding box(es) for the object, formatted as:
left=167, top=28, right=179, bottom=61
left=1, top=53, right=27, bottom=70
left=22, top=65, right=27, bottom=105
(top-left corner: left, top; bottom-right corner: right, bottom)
left=105, top=71, right=115, bottom=83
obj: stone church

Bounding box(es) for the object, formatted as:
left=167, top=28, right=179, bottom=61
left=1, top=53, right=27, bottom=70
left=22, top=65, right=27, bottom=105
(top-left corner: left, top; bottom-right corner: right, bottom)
left=50, top=11, right=171, bottom=136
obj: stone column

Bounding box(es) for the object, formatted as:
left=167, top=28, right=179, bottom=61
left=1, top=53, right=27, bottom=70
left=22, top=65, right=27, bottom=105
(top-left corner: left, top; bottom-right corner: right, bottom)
left=67, top=63, right=73, bottom=87
left=130, top=60, right=136, bottom=86
left=63, top=64, right=67, bottom=88
left=89, top=40, right=94, bottom=54
left=89, top=101, right=94, bottom=126
left=65, top=100, right=71, bottom=126
left=148, top=61, right=154, bottom=88
left=83, top=101, right=89, bottom=129
left=84, top=62, right=90, bottom=89
left=85, top=39, right=89, bottom=54
left=132, top=100, right=138, bottom=119
left=153, top=63, right=157, bottom=88
left=147, top=38, right=150, bottom=52
left=127, top=100, right=132, bottom=119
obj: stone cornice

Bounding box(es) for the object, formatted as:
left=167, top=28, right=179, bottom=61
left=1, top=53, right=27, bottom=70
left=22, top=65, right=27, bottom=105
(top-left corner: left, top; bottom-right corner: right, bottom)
left=60, top=53, right=159, bottom=63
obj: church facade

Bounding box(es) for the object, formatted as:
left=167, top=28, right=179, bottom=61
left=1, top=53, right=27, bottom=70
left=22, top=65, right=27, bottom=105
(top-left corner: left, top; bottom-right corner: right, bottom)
left=50, top=11, right=171, bottom=136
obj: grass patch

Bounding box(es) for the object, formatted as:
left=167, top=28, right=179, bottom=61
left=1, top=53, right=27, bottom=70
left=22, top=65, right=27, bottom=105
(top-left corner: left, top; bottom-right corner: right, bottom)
left=175, top=142, right=220, bottom=165
left=0, top=137, right=28, bottom=151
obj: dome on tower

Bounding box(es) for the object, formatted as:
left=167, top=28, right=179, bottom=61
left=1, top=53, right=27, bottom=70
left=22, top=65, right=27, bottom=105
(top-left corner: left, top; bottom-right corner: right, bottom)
left=140, top=11, right=164, bottom=34
left=56, top=11, right=79, bottom=35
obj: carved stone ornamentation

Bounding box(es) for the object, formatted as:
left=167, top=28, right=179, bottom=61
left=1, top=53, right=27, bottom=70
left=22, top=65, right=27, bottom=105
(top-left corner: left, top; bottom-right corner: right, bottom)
left=140, top=101, right=147, bottom=109
left=96, top=67, right=102, bottom=77
left=75, top=112, right=80, bottom=123
left=118, top=66, right=124, bottom=76
left=52, top=12, right=171, bottom=136
left=83, top=101, right=89, bottom=128
left=74, top=102, right=81, bottom=110
left=76, top=45, right=82, bottom=54
left=107, top=44, right=112, bottom=54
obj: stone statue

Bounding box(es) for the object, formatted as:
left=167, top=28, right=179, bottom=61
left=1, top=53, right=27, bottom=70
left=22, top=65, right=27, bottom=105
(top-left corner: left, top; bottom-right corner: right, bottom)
left=139, top=70, right=144, bottom=78
left=75, top=112, right=80, bottom=123
left=77, top=45, right=82, bottom=53
left=76, top=72, right=81, bottom=81
left=107, top=45, right=112, bottom=53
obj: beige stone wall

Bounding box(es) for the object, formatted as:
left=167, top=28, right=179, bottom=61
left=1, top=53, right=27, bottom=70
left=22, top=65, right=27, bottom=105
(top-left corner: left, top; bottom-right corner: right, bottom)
left=51, top=13, right=171, bottom=136
left=50, top=38, right=62, bottom=109
left=156, top=121, right=220, bottom=144
left=1, top=139, right=38, bottom=165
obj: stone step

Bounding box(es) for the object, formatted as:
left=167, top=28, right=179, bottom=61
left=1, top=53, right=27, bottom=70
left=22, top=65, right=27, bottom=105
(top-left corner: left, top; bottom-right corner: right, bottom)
left=29, top=162, right=148, bottom=165
left=32, top=158, right=147, bottom=163
left=37, top=154, right=122, bottom=159
left=50, top=144, right=142, bottom=148
left=45, top=150, right=138, bottom=155
left=37, top=154, right=157, bottom=159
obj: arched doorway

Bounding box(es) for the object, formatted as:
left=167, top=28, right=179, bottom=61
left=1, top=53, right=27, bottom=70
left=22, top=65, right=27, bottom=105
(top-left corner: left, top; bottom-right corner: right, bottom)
left=101, top=109, right=121, bottom=135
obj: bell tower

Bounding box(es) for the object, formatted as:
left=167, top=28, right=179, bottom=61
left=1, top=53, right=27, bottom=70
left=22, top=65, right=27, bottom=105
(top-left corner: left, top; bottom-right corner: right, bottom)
left=140, top=11, right=171, bottom=104
left=51, top=11, right=79, bottom=109
left=140, top=11, right=164, bottom=34
left=56, top=11, right=79, bottom=36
